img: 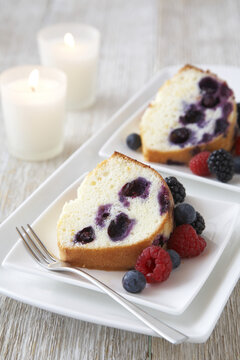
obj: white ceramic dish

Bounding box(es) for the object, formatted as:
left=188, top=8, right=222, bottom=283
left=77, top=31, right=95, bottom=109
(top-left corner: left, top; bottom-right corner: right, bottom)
left=0, top=65, right=239, bottom=343
left=3, top=172, right=238, bottom=315
left=99, top=65, right=240, bottom=193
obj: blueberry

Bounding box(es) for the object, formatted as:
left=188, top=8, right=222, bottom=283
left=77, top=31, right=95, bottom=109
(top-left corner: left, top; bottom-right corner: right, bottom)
left=214, top=118, right=228, bottom=135
left=120, top=177, right=150, bottom=199
left=234, top=157, right=240, bottom=174
left=95, top=204, right=112, bottom=227
left=174, top=203, right=196, bottom=225
left=181, top=107, right=203, bottom=125
left=107, top=213, right=135, bottom=241
left=167, top=250, right=181, bottom=269
left=74, top=226, right=95, bottom=244
left=199, top=77, right=218, bottom=93
left=122, top=270, right=146, bottom=293
left=126, top=133, right=142, bottom=150
left=201, top=94, right=219, bottom=108
left=169, top=128, right=191, bottom=144
left=208, top=149, right=234, bottom=183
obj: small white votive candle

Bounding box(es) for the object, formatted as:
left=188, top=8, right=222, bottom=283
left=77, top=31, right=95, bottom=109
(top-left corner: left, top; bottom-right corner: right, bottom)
left=0, top=66, right=67, bottom=161
left=37, top=23, right=100, bottom=111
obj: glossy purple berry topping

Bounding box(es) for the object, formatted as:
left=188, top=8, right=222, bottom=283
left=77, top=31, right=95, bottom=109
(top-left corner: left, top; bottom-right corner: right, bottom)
left=107, top=213, right=136, bottom=241
left=74, top=226, right=95, bottom=244
left=169, top=128, right=191, bottom=144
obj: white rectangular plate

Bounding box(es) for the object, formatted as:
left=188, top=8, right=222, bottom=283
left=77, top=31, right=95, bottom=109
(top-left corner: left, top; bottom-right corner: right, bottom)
left=0, top=65, right=240, bottom=343
left=100, top=65, right=240, bottom=193
left=2, top=172, right=239, bottom=315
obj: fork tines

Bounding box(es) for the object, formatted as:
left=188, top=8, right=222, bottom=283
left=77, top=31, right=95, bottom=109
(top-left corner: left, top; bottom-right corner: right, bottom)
left=16, top=225, right=55, bottom=265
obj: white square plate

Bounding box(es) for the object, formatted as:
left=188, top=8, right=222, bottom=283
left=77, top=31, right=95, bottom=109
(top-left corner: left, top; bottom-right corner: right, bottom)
left=0, top=65, right=240, bottom=343
left=3, top=171, right=239, bottom=315
left=99, top=65, right=240, bottom=193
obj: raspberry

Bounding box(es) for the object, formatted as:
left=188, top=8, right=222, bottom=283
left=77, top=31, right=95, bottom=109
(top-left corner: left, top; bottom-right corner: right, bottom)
left=189, top=151, right=211, bottom=176
left=135, top=246, right=172, bottom=283
left=235, top=136, right=240, bottom=156
left=168, top=224, right=207, bottom=258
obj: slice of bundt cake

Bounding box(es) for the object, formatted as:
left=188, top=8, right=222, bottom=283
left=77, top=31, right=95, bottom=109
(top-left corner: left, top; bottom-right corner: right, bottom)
left=140, top=65, right=237, bottom=164
left=57, top=152, right=174, bottom=270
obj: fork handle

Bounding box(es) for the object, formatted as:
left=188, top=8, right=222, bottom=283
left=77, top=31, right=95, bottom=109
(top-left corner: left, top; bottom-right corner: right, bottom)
left=51, top=263, right=188, bottom=344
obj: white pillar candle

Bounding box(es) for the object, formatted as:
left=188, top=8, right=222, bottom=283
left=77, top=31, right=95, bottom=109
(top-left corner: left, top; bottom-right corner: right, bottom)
left=37, top=23, right=100, bottom=111
left=0, top=66, right=67, bottom=161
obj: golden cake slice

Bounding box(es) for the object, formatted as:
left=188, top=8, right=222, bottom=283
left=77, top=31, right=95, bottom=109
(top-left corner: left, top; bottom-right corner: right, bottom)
left=57, top=152, right=174, bottom=270
left=140, top=65, right=237, bottom=164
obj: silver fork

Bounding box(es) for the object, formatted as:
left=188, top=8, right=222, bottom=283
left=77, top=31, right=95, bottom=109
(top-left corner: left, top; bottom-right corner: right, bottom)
left=16, top=224, right=188, bottom=344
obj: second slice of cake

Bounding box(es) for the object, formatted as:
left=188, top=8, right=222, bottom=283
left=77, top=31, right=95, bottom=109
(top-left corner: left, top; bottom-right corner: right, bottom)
left=57, top=152, right=174, bottom=270
left=140, top=65, right=237, bottom=164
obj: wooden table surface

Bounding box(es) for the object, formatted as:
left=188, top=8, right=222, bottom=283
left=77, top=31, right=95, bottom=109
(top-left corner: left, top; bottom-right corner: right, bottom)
left=0, top=0, right=239, bottom=359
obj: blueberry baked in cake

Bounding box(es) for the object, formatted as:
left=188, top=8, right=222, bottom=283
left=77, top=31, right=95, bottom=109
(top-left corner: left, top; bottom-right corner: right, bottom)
left=57, top=152, right=174, bottom=270
left=140, top=65, right=237, bottom=164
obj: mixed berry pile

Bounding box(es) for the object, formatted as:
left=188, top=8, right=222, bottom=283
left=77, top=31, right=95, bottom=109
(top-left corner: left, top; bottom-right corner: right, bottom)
left=122, top=177, right=207, bottom=294
left=189, top=147, right=238, bottom=183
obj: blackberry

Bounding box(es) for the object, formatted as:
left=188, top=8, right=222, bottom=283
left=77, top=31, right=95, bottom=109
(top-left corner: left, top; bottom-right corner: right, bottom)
left=207, top=149, right=234, bottom=183
left=237, top=103, right=240, bottom=128
left=190, top=211, right=205, bottom=235
left=165, top=176, right=186, bottom=204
